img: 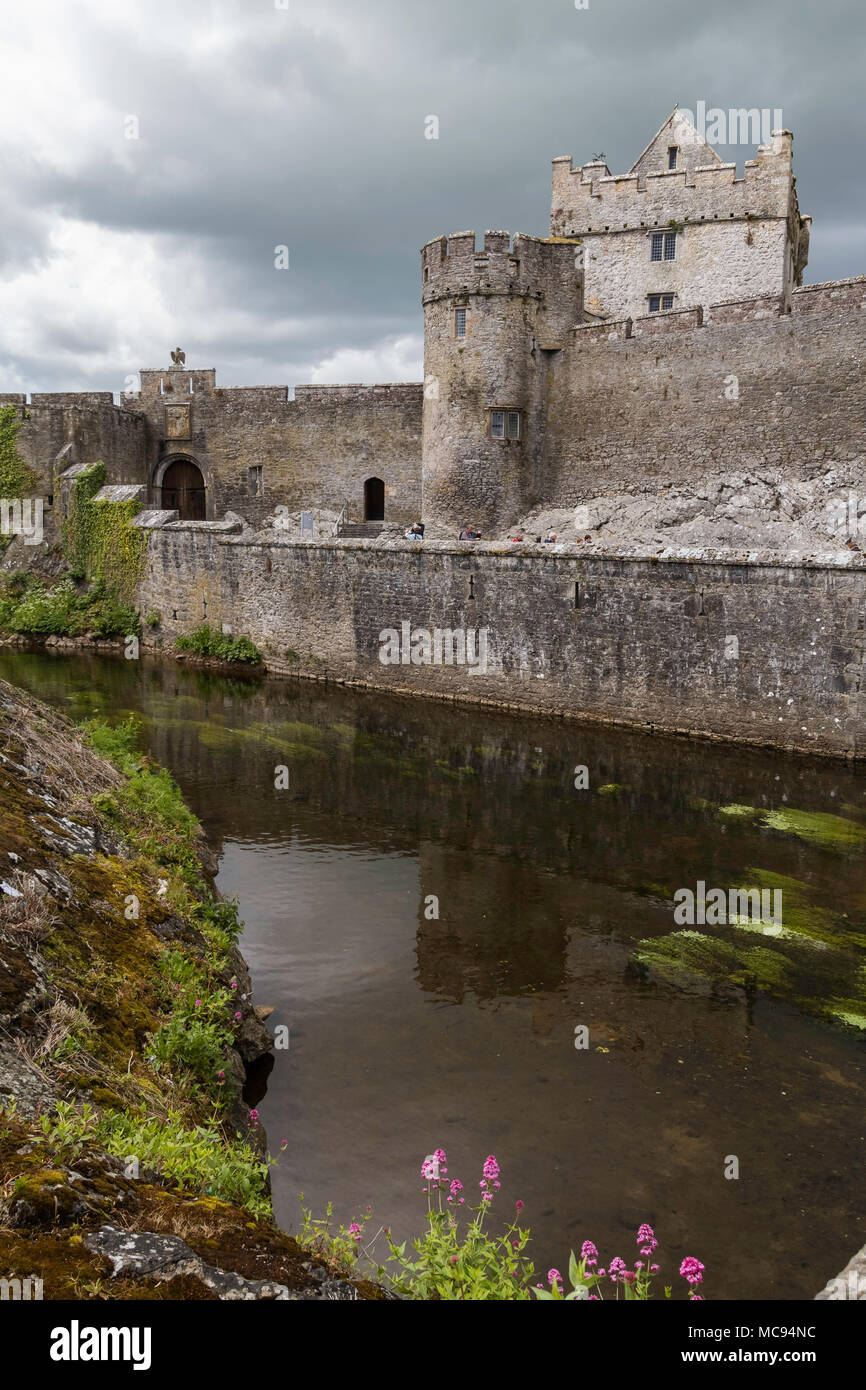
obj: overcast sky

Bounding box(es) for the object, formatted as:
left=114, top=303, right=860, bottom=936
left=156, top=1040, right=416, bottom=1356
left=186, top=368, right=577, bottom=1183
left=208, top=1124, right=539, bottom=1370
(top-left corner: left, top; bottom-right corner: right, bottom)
left=0, top=0, right=862, bottom=394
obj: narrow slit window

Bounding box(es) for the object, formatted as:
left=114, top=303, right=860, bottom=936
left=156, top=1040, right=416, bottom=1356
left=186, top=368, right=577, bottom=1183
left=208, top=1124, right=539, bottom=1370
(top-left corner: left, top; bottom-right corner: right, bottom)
left=490, top=409, right=505, bottom=438
left=455, top=308, right=467, bottom=338
left=668, top=146, right=678, bottom=170
left=506, top=410, right=521, bottom=439
left=248, top=465, right=263, bottom=498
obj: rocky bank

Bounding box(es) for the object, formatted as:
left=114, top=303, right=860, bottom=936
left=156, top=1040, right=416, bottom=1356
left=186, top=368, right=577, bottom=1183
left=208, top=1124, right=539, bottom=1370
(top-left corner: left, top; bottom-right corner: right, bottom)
left=0, top=676, right=382, bottom=1300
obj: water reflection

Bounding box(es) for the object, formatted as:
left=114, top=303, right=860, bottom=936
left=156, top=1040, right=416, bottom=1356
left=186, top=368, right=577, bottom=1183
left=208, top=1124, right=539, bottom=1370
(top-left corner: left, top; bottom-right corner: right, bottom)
left=1, top=647, right=864, bottom=1301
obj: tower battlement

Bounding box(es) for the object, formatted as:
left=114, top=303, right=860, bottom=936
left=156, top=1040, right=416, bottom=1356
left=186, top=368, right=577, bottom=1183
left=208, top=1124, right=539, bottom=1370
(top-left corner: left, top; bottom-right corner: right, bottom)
left=422, top=230, right=583, bottom=304
left=551, top=131, right=796, bottom=236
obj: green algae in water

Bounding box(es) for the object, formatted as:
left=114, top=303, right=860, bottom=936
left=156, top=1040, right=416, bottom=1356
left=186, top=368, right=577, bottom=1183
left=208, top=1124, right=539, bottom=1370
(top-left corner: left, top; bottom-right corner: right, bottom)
left=720, top=802, right=866, bottom=850
left=634, top=930, right=790, bottom=992
left=761, top=808, right=866, bottom=851
left=743, top=867, right=866, bottom=951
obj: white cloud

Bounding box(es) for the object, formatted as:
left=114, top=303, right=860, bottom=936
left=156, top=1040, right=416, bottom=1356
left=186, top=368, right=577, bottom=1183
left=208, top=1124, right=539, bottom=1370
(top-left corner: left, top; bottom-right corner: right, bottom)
left=310, top=334, right=423, bottom=383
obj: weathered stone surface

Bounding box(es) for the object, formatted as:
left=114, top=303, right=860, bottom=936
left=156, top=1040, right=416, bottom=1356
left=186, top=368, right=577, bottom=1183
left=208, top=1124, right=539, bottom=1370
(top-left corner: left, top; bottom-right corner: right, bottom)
left=137, top=535, right=866, bottom=759
left=815, top=1243, right=866, bottom=1299
left=84, top=1227, right=363, bottom=1300
left=85, top=1227, right=293, bottom=1299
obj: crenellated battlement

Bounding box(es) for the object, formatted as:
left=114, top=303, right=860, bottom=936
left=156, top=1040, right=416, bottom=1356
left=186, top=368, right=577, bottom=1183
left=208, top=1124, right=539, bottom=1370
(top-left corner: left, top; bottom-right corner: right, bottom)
left=551, top=132, right=795, bottom=236
left=421, top=230, right=582, bottom=304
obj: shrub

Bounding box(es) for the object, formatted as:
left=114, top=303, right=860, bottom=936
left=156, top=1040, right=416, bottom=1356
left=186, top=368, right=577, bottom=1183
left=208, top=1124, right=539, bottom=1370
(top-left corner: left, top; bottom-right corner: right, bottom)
left=0, top=575, right=141, bottom=638
left=175, top=623, right=261, bottom=664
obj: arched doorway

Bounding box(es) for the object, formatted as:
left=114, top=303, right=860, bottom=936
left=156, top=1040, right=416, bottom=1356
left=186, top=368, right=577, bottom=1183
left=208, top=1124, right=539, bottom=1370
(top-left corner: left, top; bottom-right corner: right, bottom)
left=160, top=459, right=206, bottom=520
left=364, top=477, right=384, bottom=521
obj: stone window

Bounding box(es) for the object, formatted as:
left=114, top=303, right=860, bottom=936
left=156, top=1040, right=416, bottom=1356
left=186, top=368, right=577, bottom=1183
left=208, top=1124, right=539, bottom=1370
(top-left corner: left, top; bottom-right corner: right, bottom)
left=454, top=308, right=467, bottom=339
left=248, top=465, right=263, bottom=498
left=668, top=146, right=678, bottom=170
left=490, top=409, right=521, bottom=440
left=648, top=293, right=675, bottom=313
left=650, top=231, right=677, bottom=262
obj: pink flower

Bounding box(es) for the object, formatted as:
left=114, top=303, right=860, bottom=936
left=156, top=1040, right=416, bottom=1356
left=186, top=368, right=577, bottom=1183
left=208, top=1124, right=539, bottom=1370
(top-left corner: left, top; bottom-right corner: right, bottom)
left=608, top=1257, right=627, bottom=1284
left=234, top=1011, right=242, bottom=1020
left=515, top=1200, right=524, bottom=1212
left=680, top=1256, right=705, bottom=1286
left=548, top=1268, right=562, bottom=1287
left=637, top=1222, right=658, bottom=1257
left=581, top=1240, right=598, bottom=1267
left=348, top=1222, right=362, bottom=1241
left=450, top=1179, right=463, bottom=1198
left=482, top=1154, right=500, bottom=1184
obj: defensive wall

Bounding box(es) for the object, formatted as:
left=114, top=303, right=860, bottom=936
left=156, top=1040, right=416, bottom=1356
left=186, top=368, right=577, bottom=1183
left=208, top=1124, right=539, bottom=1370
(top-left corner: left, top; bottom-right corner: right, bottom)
left=539, top=275, right=866, bottom=508
left=135, top=528, right=866, bottom=760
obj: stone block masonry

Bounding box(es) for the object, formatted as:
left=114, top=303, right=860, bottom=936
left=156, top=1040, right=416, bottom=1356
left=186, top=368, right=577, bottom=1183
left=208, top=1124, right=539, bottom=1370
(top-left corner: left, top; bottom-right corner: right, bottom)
left=136, top=533, right=866, bottom=760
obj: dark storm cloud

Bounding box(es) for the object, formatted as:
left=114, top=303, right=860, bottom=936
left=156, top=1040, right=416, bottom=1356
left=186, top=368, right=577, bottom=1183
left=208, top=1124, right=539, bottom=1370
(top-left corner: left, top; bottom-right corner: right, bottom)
left=0, top=0, right=862, bottom=391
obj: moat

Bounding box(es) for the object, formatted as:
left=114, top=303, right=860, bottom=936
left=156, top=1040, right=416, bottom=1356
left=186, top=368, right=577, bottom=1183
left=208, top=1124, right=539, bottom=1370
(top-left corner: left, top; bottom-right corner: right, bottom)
left=2, top=647, right=864, bottom=1301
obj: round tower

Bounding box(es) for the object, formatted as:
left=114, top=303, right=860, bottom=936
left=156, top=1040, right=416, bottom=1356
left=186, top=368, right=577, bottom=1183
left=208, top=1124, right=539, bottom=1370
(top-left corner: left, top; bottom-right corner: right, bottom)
left=420, top=229, right=583, bottom=536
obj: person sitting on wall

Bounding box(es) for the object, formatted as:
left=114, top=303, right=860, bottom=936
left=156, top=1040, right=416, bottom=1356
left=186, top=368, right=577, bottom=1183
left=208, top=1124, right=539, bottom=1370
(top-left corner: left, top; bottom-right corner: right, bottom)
left=544, top=530, right=557, bottom=543
left=510, top=533, right=524, bottom=543
left=404, top=521, right=425, bottom=539
left=459, top=524, right=481, bottom=541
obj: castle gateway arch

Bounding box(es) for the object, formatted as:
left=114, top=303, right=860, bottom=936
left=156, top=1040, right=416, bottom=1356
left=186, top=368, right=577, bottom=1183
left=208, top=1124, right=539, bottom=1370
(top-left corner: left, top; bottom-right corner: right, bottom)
left=156, top=457, right=207, bottom=521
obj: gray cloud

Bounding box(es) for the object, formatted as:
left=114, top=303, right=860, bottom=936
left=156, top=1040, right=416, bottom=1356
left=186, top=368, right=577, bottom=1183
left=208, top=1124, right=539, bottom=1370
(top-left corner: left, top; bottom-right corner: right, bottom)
left=0, top=0, right=862, bottom=391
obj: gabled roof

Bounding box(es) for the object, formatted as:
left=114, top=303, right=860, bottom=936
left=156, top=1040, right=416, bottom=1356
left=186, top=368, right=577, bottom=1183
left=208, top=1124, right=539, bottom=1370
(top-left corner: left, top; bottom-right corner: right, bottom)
left=627, top=108, right=722, bottom=176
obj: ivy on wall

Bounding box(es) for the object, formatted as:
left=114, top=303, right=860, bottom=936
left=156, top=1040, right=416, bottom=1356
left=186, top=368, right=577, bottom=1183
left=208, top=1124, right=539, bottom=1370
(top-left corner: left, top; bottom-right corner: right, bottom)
left=0, top=405, right=38, bottom=500
left=62, top=460, right=147, bottom=600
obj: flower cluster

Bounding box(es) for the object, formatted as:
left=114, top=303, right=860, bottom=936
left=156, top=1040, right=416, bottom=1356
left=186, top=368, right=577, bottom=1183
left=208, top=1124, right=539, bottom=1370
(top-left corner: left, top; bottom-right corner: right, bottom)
left=479, top=1153, right=501, bottom=1203
left=537, top=1223, right=706, bottom=1302
left=421, top=1147, right=449, bottom=1193
left=680, top=1256, right=705, bottom=1299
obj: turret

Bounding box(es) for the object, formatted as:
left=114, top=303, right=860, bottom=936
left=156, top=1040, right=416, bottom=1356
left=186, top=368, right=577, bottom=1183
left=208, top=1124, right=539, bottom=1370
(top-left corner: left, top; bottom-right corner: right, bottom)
left=420, top=230, right=583, bottom=534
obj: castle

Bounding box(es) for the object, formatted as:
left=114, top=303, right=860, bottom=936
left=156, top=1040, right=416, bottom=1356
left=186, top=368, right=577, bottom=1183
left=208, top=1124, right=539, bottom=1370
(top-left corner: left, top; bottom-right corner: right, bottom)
left=2, top=109, right=863, bottom=550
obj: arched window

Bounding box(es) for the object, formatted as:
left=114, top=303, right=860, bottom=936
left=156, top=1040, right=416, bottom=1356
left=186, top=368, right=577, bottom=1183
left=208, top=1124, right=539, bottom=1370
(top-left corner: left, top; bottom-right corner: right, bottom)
left=364, top=477, right=385, bottom=521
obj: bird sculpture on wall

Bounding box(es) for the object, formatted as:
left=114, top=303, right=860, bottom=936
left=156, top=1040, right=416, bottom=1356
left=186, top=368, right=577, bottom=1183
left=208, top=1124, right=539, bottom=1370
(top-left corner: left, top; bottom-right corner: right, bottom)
left=170, top=347, right=186, bottom=367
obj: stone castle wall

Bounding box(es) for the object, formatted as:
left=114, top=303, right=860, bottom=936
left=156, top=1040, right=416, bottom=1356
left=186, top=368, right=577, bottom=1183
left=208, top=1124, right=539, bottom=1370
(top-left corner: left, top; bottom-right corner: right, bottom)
left=0, top=394, right=149, bottom=499
left=122, top=372, right=423, bottom=527
left=538, top=277, right=866, bottom=508
left=136, top=531, right=866, bottom=759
